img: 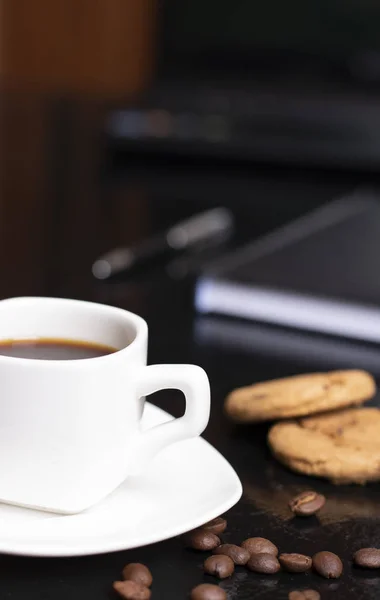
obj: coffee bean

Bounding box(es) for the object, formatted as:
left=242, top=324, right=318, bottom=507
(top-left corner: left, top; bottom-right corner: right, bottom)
left=313, top=551, right=343, bottom=579
left=122, top=563, right=153, bottom=587
left=190, top=583, right=227, bottom=600
left=289, top=590, right=320, bottom=600
left=247, top=552, right=281, bottom=574
left=241, top=537, right=278, bottom=556
left=279, top=553, right=312, bottom=573
left=289, top=490, right=325, bottom=517
left=201, top=517, right=227, bottom=536
left=113, top=580, right=151, bottom=600
left=184, top=529, right=221, bottom=551
left=204, top=555, right=234, bottom=579
left=213, top=543, right=250, bottom=565
left=353, top=547, right=380, bottom=568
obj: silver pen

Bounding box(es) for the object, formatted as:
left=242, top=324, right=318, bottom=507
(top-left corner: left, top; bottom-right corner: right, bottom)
left=92, top=207, right=234, bottom=280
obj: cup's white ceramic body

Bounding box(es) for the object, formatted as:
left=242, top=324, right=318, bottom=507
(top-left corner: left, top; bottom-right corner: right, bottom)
left=0, top=297, right=210, bottom=514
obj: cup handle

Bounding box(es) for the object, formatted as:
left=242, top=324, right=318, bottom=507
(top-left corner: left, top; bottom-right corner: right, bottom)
left=132, top=364, right=210, bottom=473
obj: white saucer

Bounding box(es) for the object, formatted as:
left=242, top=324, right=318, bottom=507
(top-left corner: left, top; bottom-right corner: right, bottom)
left=0, top=403, right=242, bottom=557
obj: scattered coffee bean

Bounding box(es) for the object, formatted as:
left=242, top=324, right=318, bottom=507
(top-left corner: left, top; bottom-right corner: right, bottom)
left=113, top=580, right=151, bottom=600
left=279, top=553, right=312, bottom=573
left=353, top=547, right=380, bottom=568
left=289, top=590, right=320, bottom=600
left=289, top=490, right=326, bottom=517
left=213, top=543, right=250, bottom=565
left=204, top=555, right=234, bottom=579
left=122, top=563, right=153, bottom=587
left=313, top=551, right=343, bottom=579
left=201, top=517, right=227, bottom=535
left=247, top=552, right=281, bottom=574
left=241, top=537, right=278, bottom=556
left=184, top=529, right=221, bottom=551
left=190, top=583, right=227, bottom=600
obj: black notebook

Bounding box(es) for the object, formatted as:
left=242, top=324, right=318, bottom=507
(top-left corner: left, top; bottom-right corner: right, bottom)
left=195, top=191, right=380, bottom=343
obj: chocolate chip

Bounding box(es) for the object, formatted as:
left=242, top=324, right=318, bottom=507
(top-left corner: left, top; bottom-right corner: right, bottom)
left=289, top=590, right=320, bottom=600
left=113, top=580, right=151, bottom=600
left=289, top=491, right=326, bottom=516
left=204, top=555, right=234, bottom=579
left=279, top=553, right=312, bottom=573
left=241, top=537, right=278, bottom=556
left=122, top=563, right=153, bottom=587
left=247, top=552, right=281, bottom=574
left=213, top=543, right=250, bottom=565
left=313, top=551, right=343, bottom=579
left=184, top=529, right=221, bottom=551
left=190, top=583, right=227, bottom=600
left=201, top=517, right=227, bottom=535
left=353, top=547, right=380, bottom=568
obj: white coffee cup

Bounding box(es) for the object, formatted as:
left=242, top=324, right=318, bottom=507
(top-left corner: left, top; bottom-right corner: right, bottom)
left=0, top=297, right=210, bottom=514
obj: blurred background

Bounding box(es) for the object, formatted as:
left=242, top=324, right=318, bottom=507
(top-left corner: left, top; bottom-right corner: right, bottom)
left=2, top=0, right=380, bottom=329
left=4, top=0, right=380, bottom=163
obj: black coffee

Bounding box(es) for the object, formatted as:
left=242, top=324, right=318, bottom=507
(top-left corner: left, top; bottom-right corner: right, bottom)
left=0, top=338, right=116, bottom=360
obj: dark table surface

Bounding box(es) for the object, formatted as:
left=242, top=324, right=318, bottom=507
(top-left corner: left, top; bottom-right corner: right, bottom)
left=3, top=90, right=380, bottom=599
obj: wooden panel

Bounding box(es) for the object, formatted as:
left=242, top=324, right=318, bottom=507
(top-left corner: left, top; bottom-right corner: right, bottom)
left=1, top=0, right=156, bottom=96
left=0, top=92, right=53, bottom=295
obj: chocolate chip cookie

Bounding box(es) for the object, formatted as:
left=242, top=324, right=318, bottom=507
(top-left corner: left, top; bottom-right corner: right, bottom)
left=225, top=370, right=375, bottom=423
left=268, top=407, right=380, bottom=484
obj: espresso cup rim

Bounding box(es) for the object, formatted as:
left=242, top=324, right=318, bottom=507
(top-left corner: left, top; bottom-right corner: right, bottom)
left=0, top=296, right=147, bottom=366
